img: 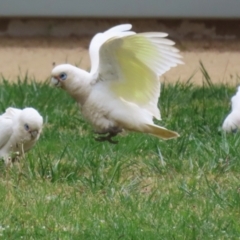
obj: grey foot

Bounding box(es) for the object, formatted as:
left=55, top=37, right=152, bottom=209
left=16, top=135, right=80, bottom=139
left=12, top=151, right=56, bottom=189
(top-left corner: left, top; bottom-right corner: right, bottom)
left=94, top=127, right=122, bottom=144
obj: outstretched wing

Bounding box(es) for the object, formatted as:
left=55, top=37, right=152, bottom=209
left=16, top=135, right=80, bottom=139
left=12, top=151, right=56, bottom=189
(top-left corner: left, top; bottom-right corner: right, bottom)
left=89, top=24, right=135, bottom=77
left=92, top=31, right=183, bottom=119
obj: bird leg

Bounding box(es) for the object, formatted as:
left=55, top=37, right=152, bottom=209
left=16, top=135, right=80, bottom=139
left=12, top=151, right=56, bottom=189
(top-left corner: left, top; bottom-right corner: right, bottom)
left=4, top=151, right=20, bottom=168
left=11, top=151, right=20, bottom=163
left=94, top=127, right=122, bottom=144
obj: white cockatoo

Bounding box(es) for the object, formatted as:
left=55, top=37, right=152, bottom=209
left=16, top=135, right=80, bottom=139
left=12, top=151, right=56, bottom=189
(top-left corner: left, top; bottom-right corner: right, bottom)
left=51, top=24, right=183, bottom=143
left=0, top=107, right=43, bottom=165
left=222, top=86, right=240, bottom=133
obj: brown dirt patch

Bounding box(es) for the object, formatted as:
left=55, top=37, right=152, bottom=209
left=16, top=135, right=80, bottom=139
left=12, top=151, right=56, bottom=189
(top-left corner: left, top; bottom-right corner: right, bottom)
left=0, top=37, right=239, bottom=85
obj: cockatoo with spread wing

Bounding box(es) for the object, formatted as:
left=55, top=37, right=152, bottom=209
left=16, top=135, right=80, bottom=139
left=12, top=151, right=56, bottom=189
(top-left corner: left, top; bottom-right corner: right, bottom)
left=51, top=24, right=183, bottom=143
left=222, top=86, right=240, bottom=133
left=0, top=107, right=43, bottom=166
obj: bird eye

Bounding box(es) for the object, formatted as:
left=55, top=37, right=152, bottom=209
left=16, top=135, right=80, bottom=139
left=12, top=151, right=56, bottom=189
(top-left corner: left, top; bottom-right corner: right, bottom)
left=59, top=73, right=67, bottom=80
left=24, top=124, right=29, bottom=131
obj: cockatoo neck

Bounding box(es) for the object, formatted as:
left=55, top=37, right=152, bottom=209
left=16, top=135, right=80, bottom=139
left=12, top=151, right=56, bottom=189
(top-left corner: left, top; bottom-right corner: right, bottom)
left=68, top=69, right=92, bottom=105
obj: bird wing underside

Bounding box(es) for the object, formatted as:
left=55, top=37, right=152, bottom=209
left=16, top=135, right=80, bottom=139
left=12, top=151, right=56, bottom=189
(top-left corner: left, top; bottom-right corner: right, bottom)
left=96, top=33, right=183, bottom=119
left=89, top=24, right=134, bottom=77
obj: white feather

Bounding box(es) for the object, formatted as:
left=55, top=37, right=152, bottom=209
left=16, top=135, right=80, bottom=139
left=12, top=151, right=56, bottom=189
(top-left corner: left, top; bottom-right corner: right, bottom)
left=0, top=107, right=43, bottom=165
left=222, top=86, right=240, bottom=132
left=51, top=24, right=183, bottom=141
left=89, top=24, right=135, bottom=76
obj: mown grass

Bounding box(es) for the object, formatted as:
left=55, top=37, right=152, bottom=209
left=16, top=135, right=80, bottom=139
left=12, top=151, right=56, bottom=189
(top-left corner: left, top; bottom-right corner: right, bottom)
left=0, top=68, right=240, bottom=239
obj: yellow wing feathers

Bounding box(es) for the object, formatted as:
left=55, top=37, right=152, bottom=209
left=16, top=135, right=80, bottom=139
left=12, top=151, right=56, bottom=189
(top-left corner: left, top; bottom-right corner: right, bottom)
left=111, top=48, right=158, bottom=105
left=145, top=124, right=180, bottom=139
left=98, top=33, right=182, bottom=119
left=52, top=25, right=181, bottom=142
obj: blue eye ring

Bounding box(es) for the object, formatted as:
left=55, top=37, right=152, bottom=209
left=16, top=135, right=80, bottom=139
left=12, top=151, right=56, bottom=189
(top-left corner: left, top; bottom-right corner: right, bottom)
left=24, top=124, right=29, bottom=131
left=59, top=72, right=67, bottom=80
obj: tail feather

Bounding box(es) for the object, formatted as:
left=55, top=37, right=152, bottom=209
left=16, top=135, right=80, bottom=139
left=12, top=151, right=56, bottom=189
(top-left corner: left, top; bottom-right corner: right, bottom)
left=145, top=124, right=179, bottom=140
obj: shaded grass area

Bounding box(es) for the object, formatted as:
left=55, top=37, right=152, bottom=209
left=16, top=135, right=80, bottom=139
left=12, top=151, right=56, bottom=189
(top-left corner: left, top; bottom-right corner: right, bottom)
left=0, top=72, right=240, bottom=239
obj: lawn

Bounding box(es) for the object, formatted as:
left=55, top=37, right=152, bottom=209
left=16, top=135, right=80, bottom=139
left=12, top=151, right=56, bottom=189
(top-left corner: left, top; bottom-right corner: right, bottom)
left=0, top=67, right=240, bottom=239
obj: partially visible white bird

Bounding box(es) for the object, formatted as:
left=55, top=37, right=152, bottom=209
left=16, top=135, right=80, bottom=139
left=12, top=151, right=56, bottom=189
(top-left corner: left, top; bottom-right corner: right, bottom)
left=0, top=107, right=43, bottom=166
left=51, top=24, right=183, bottom=143
left=222, top=86, right=240, bottom=133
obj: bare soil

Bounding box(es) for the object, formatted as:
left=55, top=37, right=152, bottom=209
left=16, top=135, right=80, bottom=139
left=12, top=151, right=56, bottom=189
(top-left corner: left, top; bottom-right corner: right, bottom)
left=0, top=37, right=239, bottom=85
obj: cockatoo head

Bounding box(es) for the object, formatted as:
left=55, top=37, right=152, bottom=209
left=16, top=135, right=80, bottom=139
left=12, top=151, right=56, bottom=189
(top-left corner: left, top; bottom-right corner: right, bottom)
left=18, top=108, right=43, bottom=141
left=51, top=64, right=81, bottom=90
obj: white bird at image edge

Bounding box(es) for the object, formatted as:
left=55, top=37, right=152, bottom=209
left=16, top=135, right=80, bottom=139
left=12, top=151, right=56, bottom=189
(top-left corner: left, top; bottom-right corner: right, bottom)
left=222, top=86, right=240, bottom=133
left=51, top=24, right=183, bottom=143
left=0, top=107, right=43, bottom=166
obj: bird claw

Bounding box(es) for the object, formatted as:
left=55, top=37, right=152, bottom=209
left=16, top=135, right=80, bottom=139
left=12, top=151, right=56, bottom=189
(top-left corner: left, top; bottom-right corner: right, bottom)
left=95, top=135, right=119, bottom=144
left=94, top=127, right=122, bottom=144
left=10, top=151, right=20, bottom=163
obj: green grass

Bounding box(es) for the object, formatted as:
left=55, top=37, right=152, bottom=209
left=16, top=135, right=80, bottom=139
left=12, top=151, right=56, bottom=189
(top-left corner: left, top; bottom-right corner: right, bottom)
left=0, top=70, right=240, bottom=239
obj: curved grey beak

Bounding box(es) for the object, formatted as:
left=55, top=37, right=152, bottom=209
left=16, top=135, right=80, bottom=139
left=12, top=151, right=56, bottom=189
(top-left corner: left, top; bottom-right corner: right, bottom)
left=30, top=130, right=38, bottom=138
